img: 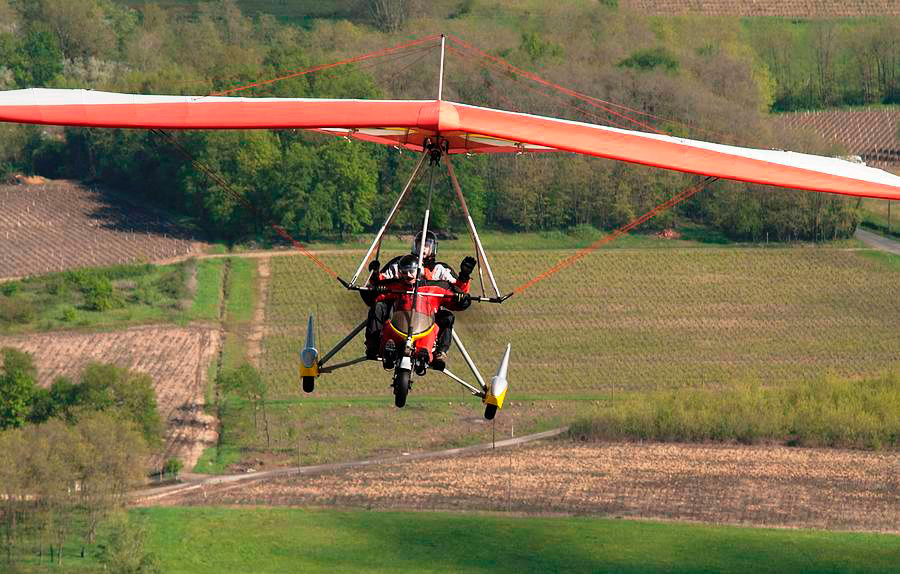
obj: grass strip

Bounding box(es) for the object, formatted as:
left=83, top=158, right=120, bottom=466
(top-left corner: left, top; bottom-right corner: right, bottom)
left=570, top=373, right=900, bottom=449
left=134, top=506, right=900, bottom=574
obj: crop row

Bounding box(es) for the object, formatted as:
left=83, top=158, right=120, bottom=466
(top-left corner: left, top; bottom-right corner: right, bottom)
left=260, top=248, right=900, bottom=398
left=773, top=108, right=900, bottom=168
left=0, top=324, right=220, bottom=470
left=178, top=441, right=900, bottom=532
left=0, top=182, right=204, bottom=279
left=622, top=0, right=900, bottom=17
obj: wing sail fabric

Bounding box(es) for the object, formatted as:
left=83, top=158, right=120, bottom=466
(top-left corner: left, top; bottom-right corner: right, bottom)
left=0, top=88, right=897, bottom=201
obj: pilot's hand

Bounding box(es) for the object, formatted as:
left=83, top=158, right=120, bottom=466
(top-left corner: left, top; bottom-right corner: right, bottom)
left=454, top=291, right=471, bottom=306
left=374, top=284, right=388, bottom=294
left=368, top=259, right=380, bottom=272
left=458, top=256, right=476, bottom=281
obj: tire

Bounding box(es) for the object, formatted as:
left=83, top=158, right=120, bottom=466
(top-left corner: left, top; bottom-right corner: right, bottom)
left=393, top=369, right=410, bottom=408
left=484, top=404, right=497, bottom=420
left=302, top=376, right=315, bottom=393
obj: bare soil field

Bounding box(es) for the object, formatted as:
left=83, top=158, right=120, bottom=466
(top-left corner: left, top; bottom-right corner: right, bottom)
left=0, top=180, right=205, bottom=279
left=0, top=324, right=220, bottom=471
left=173, top=441, right=900, bottom=533
left=773, top=107, right=900, bottom=169
left=622, top=0, right=900, bottom=17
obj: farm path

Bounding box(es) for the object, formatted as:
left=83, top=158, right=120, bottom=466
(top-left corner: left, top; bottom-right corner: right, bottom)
left=164, top=440, right=900, bottom=534
left=246, top=256, right=270, bottom=367
left=133, top=427, right=569, bottom=503
left=855, top=227, right=900, bottom=255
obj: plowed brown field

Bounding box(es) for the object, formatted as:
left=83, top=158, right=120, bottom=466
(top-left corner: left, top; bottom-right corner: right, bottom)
left=622, top=0, right=900, bottom=17
left=174, top=441, right=899, bottom=532
left=0, top=325, right=220, bottom=471
left=773, top=107, right=900, bottom=169
left=0, top=180, right=205, bottom=279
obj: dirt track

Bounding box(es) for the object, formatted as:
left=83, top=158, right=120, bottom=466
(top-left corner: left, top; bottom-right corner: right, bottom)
left=161, top=439, right=899, bottom=533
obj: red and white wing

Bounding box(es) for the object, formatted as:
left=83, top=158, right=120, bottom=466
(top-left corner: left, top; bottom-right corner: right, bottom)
left=1, top=88, right=898, bottom=200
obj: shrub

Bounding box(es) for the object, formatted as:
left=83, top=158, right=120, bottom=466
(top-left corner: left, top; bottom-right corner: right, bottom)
left=58, top=305, right=77, bottom=322
left=1, top=282, right=19, bottom=296
left=0, top=296, right=36, bottom=324
left=81, top=275, right=124, bottom=311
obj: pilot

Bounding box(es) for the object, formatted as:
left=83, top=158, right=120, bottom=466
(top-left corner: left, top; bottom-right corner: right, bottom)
left=373, top=254, right=472, bottom=371
left=364, top=231, right=476, bottom=370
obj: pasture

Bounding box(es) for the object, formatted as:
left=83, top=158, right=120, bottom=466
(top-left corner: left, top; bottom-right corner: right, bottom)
left=134, top=507, right=900, bottom=574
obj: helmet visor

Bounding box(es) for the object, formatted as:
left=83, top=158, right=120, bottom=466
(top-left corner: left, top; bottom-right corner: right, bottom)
left=413, top=237, right=436, bottom=258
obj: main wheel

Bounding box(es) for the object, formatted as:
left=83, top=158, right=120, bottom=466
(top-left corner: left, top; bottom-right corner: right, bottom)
left=393, top=370, right=410, bottom=408
left=302, top=376, right=315, bottom=393
left=484, top=404, right=497, bottom=420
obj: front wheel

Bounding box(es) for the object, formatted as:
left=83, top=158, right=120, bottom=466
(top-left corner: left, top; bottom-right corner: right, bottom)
left=393, top=370, right=410, bottom=408
left=484, top=404, right=497, bottom=420
left=302, top=376, right=315, bottom=393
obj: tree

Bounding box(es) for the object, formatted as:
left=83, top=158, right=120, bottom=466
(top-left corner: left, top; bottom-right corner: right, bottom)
left=23, top=22, right=63, bottom=86
left=96, top=513, right=161, bottom=574
left=73, top=412, right=148, bottom=550
left=0, top=348, right=38, bottom=430
left=163, top=457, right=183, bottom=480
left=218, top=363, right=269, bottom=449
left=78, top=363, right=162, bottom=445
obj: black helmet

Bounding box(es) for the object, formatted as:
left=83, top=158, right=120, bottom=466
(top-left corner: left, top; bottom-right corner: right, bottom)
left=412, top=230, right=437, bottom=260
left=397, top=254, right=418, bottom=281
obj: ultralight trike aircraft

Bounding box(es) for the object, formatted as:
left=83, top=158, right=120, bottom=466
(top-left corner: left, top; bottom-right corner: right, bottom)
left=1, top=35, right=898, bottom=420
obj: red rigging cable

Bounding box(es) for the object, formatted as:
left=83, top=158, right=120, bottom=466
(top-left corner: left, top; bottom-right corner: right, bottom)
left=209, top=34, right=442, bottom=97
left=150, top=129, right=339, bottom=279
left=445, top=34, right=664, bottom=135
left=446, top=45, right=634, bottom=131
left=446, top=34, right=738, bottom=142
left=512, top=177, right=718, bottom=295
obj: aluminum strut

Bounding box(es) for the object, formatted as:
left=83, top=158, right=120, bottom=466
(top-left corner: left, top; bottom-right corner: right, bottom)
left=444, top=156, right=502, bottom=298
left=319, top=356, right=368, bottom=374
left=451, top=330, right=487, bottom=392
left=406, top=159, right=437, bottom=352
left=440, top=368, right=484, bottom=396
left=318, top=320, right=366, bottom=367
left=349, top=152, right=429, bottom=287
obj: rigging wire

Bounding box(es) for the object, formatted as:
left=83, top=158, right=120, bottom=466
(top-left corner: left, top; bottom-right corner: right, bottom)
left=209, top=34, right=442, bottom=97
left=446, top=44, right=636, bottom=131
left=149, top=128, right=340, bottom=279
left=447, top=34, right=740, bottom=143
left=445, top=34, right=664, bottom=135
left=512, top=177, right=719, bottom=295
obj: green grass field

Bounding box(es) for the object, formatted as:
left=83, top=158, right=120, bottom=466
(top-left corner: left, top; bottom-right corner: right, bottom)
left=130, top=507, right=900, bottom=574
left=0, top=259, right=225, bottom=333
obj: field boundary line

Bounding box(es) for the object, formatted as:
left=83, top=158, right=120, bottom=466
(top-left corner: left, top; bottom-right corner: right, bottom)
left=854, top=228, right=900, bottom=255
left=133, top=426, right=569, bottom=503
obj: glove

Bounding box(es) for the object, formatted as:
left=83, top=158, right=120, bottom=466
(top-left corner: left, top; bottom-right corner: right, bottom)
left=368, top=259, right=380, bottom=272
left=454, top=291, right=471, bottom=306
left=374, top=284, right=388, bottom=294
left=458, top=256, right=476, bottom=282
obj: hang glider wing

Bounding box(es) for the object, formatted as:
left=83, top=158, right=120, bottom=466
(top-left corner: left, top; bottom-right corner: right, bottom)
left=1, top=88, right=898, bottom=201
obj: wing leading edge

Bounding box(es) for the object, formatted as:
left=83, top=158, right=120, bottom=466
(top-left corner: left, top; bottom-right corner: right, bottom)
left=0, top=88, right=897, bottom=201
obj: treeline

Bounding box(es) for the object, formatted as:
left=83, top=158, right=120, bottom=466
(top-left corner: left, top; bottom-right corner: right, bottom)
left=0, top=347, right=162, bottom=570
left=0, top=1, right=889, bottom=242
